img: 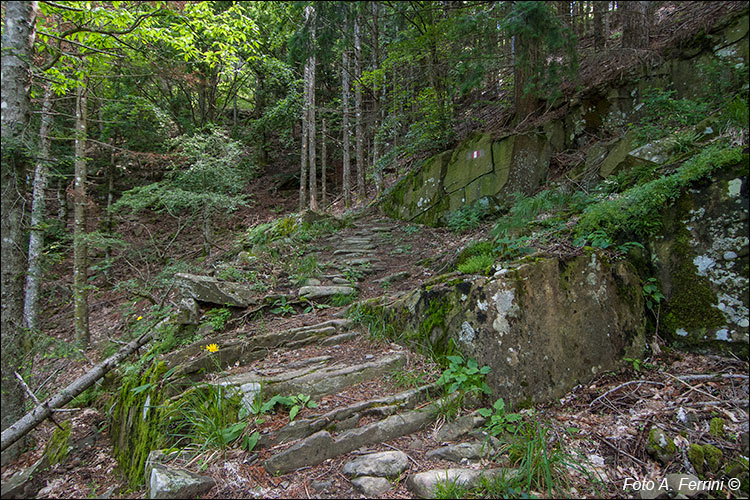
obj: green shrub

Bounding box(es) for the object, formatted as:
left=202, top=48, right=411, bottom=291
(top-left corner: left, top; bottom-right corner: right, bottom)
left=457, top=253, right=495, bottom=275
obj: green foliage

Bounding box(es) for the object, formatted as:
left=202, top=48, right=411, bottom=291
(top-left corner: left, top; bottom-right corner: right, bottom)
left=457, top=253, right=495, bottom=275
left=434, top=476, right=471, bottom=499
left=575, top=145, right=745, bottom=240
left=494, top=233, right=535, bottom=260
left=642, top=278, right=666, bottom=312
left=479, top=398, right=523, bottom=435
left=445, top=202, right=491, bottom=232
left=498, top=421, right=599, bottom=497
left=270, top=296, right=294, bottom=316
left=100, top=95, right=172, bottom=152
left=163, top=384, right=246, bottom=452
left=287, top=393, right=318, bottom=422
left=630, top=88, right=710, bottom=146
left=436, top=355, right=492, bottom=397
left=330, top=292, right=358, bottom=307
left=720, top=95, right=749, bottom=130
left=112, top=126, right=252, bottom=217
left=204, top=307, right=231, bottom=332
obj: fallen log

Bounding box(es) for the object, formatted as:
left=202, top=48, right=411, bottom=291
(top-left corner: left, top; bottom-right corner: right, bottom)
left=1, top=325, right=159, bottom=453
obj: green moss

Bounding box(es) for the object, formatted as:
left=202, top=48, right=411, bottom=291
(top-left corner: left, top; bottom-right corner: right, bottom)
left=709, top=417, right=725, bottom=438
left=661, top=197, right=725, bottom=342
left=44, top=419, right=72, bottom=466
left=726, top=457, right=749, bottom=495
left=111, top=359, right=168, bottom=488
left=647, top=427, right=677, bottom=465
left=703, top=443, right=722, bottom=473
left=688, top=444, right=705, bottom=476
left=418, top=297, right=455, bottom=357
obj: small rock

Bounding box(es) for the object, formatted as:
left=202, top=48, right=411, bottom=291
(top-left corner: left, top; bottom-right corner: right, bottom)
left=425, top=441, right=493, bottom=462
left=304, top=278, right=322, bottom=286
left=148, top=464, right=215, bottom=499
left=406, top=468, right=508, bottom=499
left=351, top=476, right=392, bottom=496
left=311, top=480, right=333, bottom=493
left=646, top=426, right=677, bottom=465
left=342, top=450, right=409, bottom=478
left=332, top=277, right=351, bottom=285
left=436, top=411, right=486, bottom=441
left=723, top=251, right=738, bottom=260
left=298, top=285, right=356, bottom=300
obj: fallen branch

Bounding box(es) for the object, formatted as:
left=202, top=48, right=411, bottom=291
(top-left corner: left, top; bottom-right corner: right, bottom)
left=1, top=320, right=162, bottom=452
left=677, top=374, right=749, bottom=382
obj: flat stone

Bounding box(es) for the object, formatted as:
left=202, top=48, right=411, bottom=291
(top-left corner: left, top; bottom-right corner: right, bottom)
left=264, top=431, right=335, bottom=475
left=342, top=451, right=409, bottom=478
left=425, top=441, right=494, bottom=462
left=149, top=464, right=215, bottom=499
left=175, top=273, right=257, bottom=307
left=1, top=457, right=48, bottom=499
left=436, top=411, right=486, bottom=441
left=298, top=285, right=356, bottom=299
left=406, top=468, right=509, bottom=499
left=332, top=277, right=351, bottom=285
left=374, top=271, right=411, bottom=285
left=351, top=476, right=392, bottom=496
left=334, top=406, right=437, bottom=454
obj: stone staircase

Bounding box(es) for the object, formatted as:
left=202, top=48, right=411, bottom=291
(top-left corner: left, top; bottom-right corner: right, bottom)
left=147, top=217, right=515, bottom=498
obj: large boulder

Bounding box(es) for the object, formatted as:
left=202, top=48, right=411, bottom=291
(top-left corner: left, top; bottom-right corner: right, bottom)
left=360, top=252, right=646, bottom=404
left=175, top=273, right=258, bottom=307
left=651, top=166, right=749, bottom=356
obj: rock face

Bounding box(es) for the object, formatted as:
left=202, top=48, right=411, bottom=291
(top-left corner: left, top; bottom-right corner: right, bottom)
left=652, top=167, right=749, bottom=356
left=379, top=13, right=749, bottom=227
left=175, top=273, right=258, bottom=307
left=342, top=450, right=409, bottom=478
left=362, top=252, right=646, bottom=404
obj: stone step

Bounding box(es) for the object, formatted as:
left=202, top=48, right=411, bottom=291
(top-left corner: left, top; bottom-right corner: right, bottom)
left=214, top=351, right=407, bottom=406
left=258, top=383, right=439, bottom=448
left=298, top=285, right=357, bottom=299
left=165, top=319, right=353, bottom=379
left=264, top=400, right=442, bottom=475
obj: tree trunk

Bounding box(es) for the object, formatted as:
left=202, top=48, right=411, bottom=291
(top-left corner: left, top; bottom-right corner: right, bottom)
left=513, top=30, right=540, bottom=121
left=299, top=59, right=309, bottom=212
left=354, top=14, right=365, bottom=200
left=593, top=1, right=608, bottom=49
left=24, top=85, right=53, bottom=333
left=1, top=0, right=37, bottom=465
left=321, top=117, right=327, bottom=207
left=621, top=1, right=649, bottom=49
left=307, top=5, right=318, bottom=211
left=371, top=1, right=383, bottom=198
left=342, top=42, right=352, bottom=208
left=73, top=80, right=90, bottom=348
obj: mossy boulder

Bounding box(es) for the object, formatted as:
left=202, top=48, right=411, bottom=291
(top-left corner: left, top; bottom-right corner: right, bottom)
left=651, top=165, right=749, bottom=357
left=726, top=457, right=749, bottom=496
left=647, top=426, right=677, bottom=465
left=358, top=252, right=646, bottom=405
left=703, top=444, right=723, bottom=473
left=688, top=443, right=706, bottom=476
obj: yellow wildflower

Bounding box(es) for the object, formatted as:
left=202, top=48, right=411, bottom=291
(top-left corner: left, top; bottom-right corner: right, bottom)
left=205, top=343, right=220, bottom=353
left=136, top=316, right=143, bottom=321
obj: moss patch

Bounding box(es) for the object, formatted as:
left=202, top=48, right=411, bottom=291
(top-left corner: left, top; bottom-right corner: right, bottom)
left=43, top=419, right=72, bottom=466
left=111, top=359, right=168, bottom=488
left=709, top=417, right=725, bottom=438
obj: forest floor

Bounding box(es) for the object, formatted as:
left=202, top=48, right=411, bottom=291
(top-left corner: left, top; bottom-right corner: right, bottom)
left=2, top=173, right=748, bottom=499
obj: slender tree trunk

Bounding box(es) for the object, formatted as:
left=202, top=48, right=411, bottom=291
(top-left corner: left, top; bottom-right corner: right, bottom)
left=73, top=80, right=90, bottom=348
left=307, top=5, right=318, bottom=211
left=57, top=178, right=68, bottom=222
left=1, top=0, right=37, bottom=465
left=371, top=1, right=383, bottom=198
left=321, top=117, right=327, bottom=207
left=24, top=85, right=53, bottom=333
left=354, top=14, right=365, bottom=200
left=104, top=158, right=115, bottom=276
left=299, top=59, right=309, bottom=212
left=342, top=44, right=352, bottom=208
left=621, top=1, right=649, bottom=49
left=593, top=0, right=607, bottom=49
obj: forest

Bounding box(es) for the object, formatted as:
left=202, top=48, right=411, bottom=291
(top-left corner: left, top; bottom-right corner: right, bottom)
left=1, top=1, right=748, bottom=498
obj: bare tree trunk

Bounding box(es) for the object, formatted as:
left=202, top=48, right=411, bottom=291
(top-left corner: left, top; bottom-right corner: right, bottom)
left=57, top=178, right=68, bottom=222
left=371, top=1, right=383, bottom=198
left=73, top=79, right=90, bottom=348
left=24, top=85, right=54, bottom=333
left=342, top=41, right=352, bottom=208
left=593, top=1, right=608, bottom=49
left=1, top=0, right=37, bottom=465
left=621, top=1, right=649, bottom=49
left=354, top=14, right=365, bottom=200
left=299, top=59, right=309, bottom=212
left=307, top=5, right=318, bottom=211
left=321, top=117, right=327, bottom=207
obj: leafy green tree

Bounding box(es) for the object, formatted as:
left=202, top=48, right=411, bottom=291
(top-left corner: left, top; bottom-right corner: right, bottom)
left=113, top=126, right=253, bottom=257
